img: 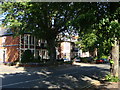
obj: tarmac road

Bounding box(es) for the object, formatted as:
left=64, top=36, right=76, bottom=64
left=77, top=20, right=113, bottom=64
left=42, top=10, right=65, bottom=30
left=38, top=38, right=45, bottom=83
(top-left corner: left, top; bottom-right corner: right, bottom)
left=0, top=63, right=110, bottom=89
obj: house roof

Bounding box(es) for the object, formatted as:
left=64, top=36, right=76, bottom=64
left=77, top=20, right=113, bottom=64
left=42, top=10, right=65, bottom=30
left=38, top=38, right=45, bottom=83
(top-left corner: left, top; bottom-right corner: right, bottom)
left=0, top=27, right=32, bottom=37
left=0, top=27, right=13, bottom=37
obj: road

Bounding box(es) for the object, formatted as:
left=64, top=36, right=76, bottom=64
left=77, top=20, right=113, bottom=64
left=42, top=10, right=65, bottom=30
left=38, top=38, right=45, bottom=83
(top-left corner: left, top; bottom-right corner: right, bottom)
left=0, top=63, right=110, bottom=89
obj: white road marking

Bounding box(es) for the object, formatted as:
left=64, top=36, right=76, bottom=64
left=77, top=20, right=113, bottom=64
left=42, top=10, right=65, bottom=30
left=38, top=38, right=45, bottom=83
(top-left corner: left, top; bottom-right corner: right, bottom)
left=0, top=78, right=42, bottom=88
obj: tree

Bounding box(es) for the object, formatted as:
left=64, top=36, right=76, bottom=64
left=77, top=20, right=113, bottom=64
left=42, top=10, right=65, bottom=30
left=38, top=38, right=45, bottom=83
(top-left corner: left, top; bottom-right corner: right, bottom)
left=88, top=2, right=119, bottom=77
left=72, top=2, right=119, bottom=77
left=96, top=3, right=120, bottom=77
left=1, top=2, right=99, bottom=62
left=1, top=2, right=79, bottom=62
left=76, top=32, right=98, bottom=57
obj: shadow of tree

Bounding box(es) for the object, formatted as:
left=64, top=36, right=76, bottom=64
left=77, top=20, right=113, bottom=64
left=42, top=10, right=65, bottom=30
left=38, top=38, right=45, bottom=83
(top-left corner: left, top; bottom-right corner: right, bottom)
left=1, top=64, right=115, bottom=89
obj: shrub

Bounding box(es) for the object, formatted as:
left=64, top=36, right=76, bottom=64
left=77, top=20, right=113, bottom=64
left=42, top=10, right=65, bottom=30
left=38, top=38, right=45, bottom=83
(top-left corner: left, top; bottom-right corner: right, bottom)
left=80, top=57, right=93, bottom=63
left=101, top=55, right=108, bottom=59
left=105, top=74, right=120, bottom=82
left=93, top=57, right=98, bottom=60
left=32, top=59, right=41, bottom=63
left=21, top=50, right=34, bottom=63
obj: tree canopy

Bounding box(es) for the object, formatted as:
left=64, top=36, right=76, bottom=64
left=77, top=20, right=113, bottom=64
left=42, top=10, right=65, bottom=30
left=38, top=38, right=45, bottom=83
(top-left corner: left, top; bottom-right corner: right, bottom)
left=1, top=2, right=119, bottom=70
left=1, top=2, right=98, bottom=61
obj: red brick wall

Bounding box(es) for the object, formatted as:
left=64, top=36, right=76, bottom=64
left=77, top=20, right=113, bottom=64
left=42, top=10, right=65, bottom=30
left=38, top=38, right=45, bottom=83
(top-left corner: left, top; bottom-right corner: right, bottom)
left=6, top=46, right=19, bottom=62
left=0, top=36, right=20, bottom=62
left=5, top=36, right=19, bottom=62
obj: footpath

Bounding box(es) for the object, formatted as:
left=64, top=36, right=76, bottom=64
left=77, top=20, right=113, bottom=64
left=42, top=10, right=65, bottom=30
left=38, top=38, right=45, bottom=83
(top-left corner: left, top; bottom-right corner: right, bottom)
left=73, top=62, right=119, bottom=90
left=0, top=64, right=25, bottom=74
left=0, top=63, right=119, bottom=89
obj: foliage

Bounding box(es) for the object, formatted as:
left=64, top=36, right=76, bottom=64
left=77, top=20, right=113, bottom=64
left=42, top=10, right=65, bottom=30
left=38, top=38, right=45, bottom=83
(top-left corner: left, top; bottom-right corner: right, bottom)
left=1, top=2, right=119, bottom=63
left=93, top=57, right=98, bottom=60
left=95, top=3, right=120, bottom=77
left=1, top=2, right=96, bottom=61
left=100, top=55, right=108, bottom=59
left=105, top=74, right=120, bottom=82
left=80, top=57, right=93, bottom=63
left=21, top=50, right=34, bottom=63
left=79, top=32, right=97, bottom=52
left=95, top=3, right=120, bottom=45
left=76, top=3, right=120, bottom=58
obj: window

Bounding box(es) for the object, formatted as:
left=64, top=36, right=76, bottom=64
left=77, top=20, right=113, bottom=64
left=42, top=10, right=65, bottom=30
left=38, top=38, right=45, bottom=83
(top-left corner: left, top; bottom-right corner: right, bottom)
left=30, top=36, right=34, bottom=45
left=24, top=35, right=28, bottom=45
left=37, top=40, right=41, bottom=46
left=23, top=35, right=35, bottom=45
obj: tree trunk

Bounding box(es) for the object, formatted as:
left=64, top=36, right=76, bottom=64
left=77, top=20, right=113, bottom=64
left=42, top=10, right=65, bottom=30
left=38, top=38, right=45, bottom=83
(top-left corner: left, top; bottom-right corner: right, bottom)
left=111, top=39, right=119, bottom=77
left=89, top=48, right=97, bottom=57
left=47, top=39, right=56, bottom=63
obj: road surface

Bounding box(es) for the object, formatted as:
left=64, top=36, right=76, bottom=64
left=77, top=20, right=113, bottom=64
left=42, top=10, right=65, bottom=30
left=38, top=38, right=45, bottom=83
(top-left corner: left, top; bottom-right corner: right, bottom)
left=0, top=63, right=110, bottom=89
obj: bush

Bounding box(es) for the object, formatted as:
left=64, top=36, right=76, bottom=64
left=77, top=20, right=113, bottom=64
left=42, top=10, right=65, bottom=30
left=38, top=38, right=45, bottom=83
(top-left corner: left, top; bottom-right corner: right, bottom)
left=80, top=57, right=93, bottom=63
left=32, top=59, right=41, bottom=63
left=93, top=57, right=98, bottom=60
left=105, top=74, right=120, bottom=82
left=21, top=50, right=34, bottom=63
left=101, top=55, right=108, bottom=59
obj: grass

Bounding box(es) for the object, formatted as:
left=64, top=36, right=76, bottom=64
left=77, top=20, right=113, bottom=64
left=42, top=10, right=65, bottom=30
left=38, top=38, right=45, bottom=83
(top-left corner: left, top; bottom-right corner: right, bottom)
left=105, top=74, right=120, bottom=82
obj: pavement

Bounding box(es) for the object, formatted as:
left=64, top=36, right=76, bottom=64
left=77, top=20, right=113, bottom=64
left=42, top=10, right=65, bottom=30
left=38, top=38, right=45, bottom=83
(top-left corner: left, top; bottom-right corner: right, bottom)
left=73, top=62, right=119, bottom=90
left=0, top=62, right=119, bottom=89
left=0, top=64, right=25, bottom=74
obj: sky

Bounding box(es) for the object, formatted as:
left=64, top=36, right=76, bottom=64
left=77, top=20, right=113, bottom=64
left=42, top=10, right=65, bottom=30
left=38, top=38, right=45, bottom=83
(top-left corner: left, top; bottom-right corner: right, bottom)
left=0, top=12, right=8, bottom=25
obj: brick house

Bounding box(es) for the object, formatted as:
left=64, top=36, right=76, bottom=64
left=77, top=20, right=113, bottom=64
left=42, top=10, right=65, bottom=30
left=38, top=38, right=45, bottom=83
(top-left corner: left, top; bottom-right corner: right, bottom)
left=0, top=27, right=49, bottom=63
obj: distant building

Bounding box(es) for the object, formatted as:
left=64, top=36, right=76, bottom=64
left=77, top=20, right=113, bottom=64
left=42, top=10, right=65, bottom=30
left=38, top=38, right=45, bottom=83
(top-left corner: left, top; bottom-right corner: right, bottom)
left=56, top=31, right=82, bottom=60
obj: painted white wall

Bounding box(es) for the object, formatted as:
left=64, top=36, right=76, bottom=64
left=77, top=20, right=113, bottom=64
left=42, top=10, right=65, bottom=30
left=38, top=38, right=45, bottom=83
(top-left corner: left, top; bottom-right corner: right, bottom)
left=61, top=42, right=71, bottom=60
left=2, top=37, right=6, bottom=45
left=81, top=51, right=90, bottom=57
left=0, top=49, right=7, bottom=63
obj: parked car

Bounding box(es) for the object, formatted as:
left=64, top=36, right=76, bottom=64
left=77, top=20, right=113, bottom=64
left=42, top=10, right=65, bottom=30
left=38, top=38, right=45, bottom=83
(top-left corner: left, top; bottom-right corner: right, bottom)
left=96, top=59, right=104, bottom=64
left=63, top=58, right=70, bottom=62
left=73, top=57, right=81, bottom=62
left=96, top=58, right=109, bottom=64
left=102, top=58, right=109, bottom=63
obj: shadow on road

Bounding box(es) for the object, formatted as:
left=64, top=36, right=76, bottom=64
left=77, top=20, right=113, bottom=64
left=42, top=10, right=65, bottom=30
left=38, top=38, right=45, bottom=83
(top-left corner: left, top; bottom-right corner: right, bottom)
left=1, top=64, right=112, bottom=89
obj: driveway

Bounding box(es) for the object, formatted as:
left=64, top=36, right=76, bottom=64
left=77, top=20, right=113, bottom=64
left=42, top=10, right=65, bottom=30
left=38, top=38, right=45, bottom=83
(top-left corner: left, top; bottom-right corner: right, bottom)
left=0, top=63, right=110, bottom=89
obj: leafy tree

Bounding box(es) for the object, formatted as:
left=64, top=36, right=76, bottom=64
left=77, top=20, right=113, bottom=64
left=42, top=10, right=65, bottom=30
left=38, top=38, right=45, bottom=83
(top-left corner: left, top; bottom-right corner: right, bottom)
left=1, top=2, right=79, bottom=62
left=1, top=2, right=99, bottom=62
left=73, top=2, right=119, bottom=77
left=76, top=32, right=97, bottom=56
left=86, top=2, right=119, bottom=77
left=1, top=2, right=119, bottom=77
left=96, top=3, right=120, bottom=77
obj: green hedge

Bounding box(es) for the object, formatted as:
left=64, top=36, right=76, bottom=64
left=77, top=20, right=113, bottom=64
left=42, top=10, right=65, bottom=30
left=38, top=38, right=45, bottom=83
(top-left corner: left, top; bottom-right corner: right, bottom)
left=21, top=50, right=34, bottom=63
